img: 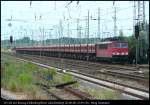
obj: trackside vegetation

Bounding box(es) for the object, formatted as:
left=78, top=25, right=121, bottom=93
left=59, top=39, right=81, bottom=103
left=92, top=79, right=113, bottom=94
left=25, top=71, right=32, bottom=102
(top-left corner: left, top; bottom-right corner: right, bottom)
left=1, top=54, right=122, bottom=99
left=1, top=56, right=49, bottom=99
left=1, top=55, right=79, bottom=99
left=79, top=86, right=121, bottom=99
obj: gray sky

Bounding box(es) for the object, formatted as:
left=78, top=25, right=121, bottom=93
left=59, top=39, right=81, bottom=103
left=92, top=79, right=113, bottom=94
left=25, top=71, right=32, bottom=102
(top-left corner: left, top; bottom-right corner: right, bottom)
left=1, top=1, right=149, bottom=40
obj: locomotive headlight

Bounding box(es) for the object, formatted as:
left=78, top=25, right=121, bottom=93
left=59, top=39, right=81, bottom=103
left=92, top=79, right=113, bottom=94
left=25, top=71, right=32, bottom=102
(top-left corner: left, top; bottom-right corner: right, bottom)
left=122, top=52, right=124, bottom=55
left=116, top=52, right=119, bottom=55
left=112, top=52, right=115, bottom=55
left=126, top=52, right=128, bottom=55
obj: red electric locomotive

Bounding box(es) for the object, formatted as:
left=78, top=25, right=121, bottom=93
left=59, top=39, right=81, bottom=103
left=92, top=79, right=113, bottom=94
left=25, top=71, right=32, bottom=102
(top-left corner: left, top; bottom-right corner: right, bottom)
left=96, top=41, right=128, bottom=62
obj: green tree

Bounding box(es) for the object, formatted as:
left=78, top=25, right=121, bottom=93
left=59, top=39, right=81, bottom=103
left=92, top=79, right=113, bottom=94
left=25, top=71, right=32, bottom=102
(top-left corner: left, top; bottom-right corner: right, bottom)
left=119, top=29, right=123, bottom=37
left=22, top=37, right=30, bottom=43
left=135, top=22, right=149, bottom=63
left=118, top=29, right=125, bottom=41
left=127, top=36, right=136, bottom=63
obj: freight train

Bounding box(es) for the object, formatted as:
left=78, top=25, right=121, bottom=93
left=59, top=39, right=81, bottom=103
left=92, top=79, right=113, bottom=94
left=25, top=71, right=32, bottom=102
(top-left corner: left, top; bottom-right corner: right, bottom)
left=14, top=41, right=128, bottom=63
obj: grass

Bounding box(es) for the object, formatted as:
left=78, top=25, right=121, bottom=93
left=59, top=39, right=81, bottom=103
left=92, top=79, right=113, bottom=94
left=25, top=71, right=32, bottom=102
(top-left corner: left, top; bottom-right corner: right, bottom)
left=1, top=55, right=51, bottom=99
left=37, top=69, right=79, bottom=88
left=62, top=73, right=73, bottom=82
left=1, top=54, right=80, bottom=99
left=79, top=86, right=121, bottom=99
left=1, top=57, right=33, bottom=92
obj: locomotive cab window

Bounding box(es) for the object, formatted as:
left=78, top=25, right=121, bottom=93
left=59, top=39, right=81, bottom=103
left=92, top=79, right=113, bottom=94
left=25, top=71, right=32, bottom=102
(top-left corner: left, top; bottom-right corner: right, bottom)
left=99, top=44, right=108, bottom=49
left=114, top=43, right=121, bottom=48
left=113, top=43, right=128, bottom=48
left=121, top=43, right=128, bottom=48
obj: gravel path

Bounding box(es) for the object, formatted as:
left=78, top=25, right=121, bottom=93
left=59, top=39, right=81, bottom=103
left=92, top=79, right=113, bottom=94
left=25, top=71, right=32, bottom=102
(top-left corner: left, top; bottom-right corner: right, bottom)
left=1, top=88, right=27, bottom=100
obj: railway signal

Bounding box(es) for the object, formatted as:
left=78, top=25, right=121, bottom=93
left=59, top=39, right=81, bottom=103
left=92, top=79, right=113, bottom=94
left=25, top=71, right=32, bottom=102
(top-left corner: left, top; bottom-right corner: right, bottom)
left=10, top=36, right=13, bottom=44
left=135, top=25, right=139, bottom=39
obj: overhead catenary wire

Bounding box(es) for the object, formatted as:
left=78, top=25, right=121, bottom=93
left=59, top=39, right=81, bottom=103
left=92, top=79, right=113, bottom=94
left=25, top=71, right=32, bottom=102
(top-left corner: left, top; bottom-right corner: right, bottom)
left=1, top=1, right=149, bottom=43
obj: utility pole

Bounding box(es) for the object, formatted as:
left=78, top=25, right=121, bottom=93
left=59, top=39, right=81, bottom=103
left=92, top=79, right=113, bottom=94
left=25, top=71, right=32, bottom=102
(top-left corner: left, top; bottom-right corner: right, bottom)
left=79, top=26, right=82, bottom=45
left=133, top=1, right=138, bottom=66
left=133, top=1, right=136, bottom=36
left=20, top=26, right=23, bottom=47
left=17, top=32, right=18, bottom=47
left=87, top=10, right=89, bottom=61
left=91, top=7, right=100, bottom=43
left=98, top=7, right=100, bottom=42
left=43, top=27, right=45, bottom=47
left=39, top=27, right=42, bottom=57
left=68, top=22, right=70, bottom=46
left=138, top=1, right=141, bottom=63
left=59, top=19, right=64, bottom=67
left=143, top=1, right=148, bottom=63
left=59, top=20, right=61, bottom=58
left=138, top=1, right=145, bottom=64
left=77, top=18, right=79, bottom=40
left=135, top=1, right=139, bottom=66
left=31, top=29, right=33, bottom=47
left=49, top=30, right=51, bottom=45
left=49, top=29, right=53, bottom=45
left=59, top=19, right=64, bottom=72
left=85, top=16, right=87, bottom=44
left=76, top=18, right=84, bottom=44
left=134, top=1, right=145, bottom=65
left=113, top=2, right=117, bottom=37
left=54, top=1, right=56, bottom=10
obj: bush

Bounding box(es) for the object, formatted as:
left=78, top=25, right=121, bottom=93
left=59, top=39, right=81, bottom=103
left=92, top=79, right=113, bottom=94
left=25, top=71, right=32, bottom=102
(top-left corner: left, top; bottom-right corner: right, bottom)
left=41, top=68, right=49, bottom=78
left=62, top=73, right=73, bottom=83
left=17, top=73, right=32, bottom=85
left=49, top=68, right=57, bottom=77
left=23, top=62, right=38, bottom=71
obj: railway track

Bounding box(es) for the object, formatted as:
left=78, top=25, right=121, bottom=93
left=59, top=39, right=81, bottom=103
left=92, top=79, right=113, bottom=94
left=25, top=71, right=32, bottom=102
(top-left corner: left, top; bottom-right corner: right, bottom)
left=22, top=53, right=139, bottom=71
left=13, top=53, right=148, bottom=82
left=2, top=53, right=149, bottom=90
left=2, top=52, right=144, bottom=71
left=1, top=53, right=147, bottom=82
left=4, top=52, right=139, bottom=70
left=34, top=72, right=94, bottom=100
left=17, top=53, right=147, bottom=73
left=37, top=83, right=94, bottom=100
left=1, top=53, right=149, bottom=100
